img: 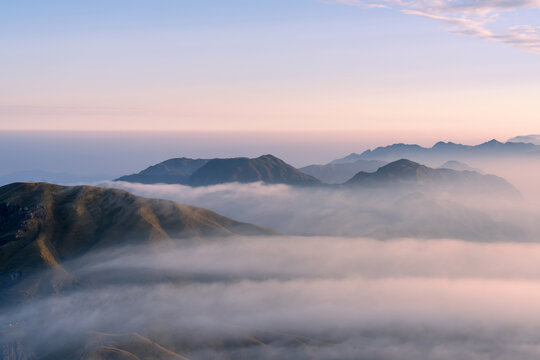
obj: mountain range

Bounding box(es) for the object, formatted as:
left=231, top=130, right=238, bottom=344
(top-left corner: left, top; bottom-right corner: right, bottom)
left=0, top=150, right=532, bottom=359
left=331, top=139, right=540, bottom=165
left=508, top=134, right=540, bottom=145
left=117, top=155, right=320, bottom=186
left=115, top=152, right=519, bottom=200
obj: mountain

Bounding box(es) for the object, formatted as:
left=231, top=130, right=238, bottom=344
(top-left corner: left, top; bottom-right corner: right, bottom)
left=115, top=157, right=209, bottom=184
left=331, top=139, right=540, bottom=165
left=345, top=159, right=520, bottom=197
left=117, top=155, right=321, bottom=186
left=189, top=155, right=320, bottom=186
left=299, top=159, right=387, bottom=184
left=439, top=160, right=483, bottom=173
left=508, top=134, right=540, bottom=145
left=0, top=182, right=274, bottom=301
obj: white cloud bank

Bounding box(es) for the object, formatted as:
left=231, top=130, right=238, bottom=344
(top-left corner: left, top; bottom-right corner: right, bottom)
left=6, top=237, right=540, bottom=358
left=330, top=0, right=540, bottom=53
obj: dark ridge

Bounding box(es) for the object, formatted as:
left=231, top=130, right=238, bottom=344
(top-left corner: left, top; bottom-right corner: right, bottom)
left=116, top=155, right=320, bottom=186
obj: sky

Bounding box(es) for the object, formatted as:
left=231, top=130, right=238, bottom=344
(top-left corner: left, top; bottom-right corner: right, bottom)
left=1, top=0, right=539, bottom=140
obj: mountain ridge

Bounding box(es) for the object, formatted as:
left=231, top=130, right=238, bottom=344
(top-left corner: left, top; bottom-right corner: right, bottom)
left=0, top=182, right=275, bottom=301
left=331, top=139, right=540, bottom=164
left=345, top=159, right=520, bottom=197
left=116, top=157, right=209, bottom=184
left=117, top=154, right=320, bottom=186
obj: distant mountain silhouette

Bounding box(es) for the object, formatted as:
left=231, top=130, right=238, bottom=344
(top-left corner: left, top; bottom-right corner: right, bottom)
left=116, top=157, right=209, bottom=184
left=508, top=134, right=540, bottom=145
left=299, top=159, right=387, bottom=184
left=331, top=139, right=540, bottom=164
left=117, top=155, right=320, bottom=186
left=439, top=160, right=483, bottom=173
left=345, top=159, right=520, bottom=197
left=0, top=182, right=274, bottom=300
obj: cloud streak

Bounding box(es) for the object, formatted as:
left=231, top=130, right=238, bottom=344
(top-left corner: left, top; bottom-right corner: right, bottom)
left=331, top=0, right=540, bottom=53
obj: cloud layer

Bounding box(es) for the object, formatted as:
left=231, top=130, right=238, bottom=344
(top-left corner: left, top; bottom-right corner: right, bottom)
left=104, top=181, right=539, bottom=241
left=6, top=237, right=540, bottom=358
left=332, top=0, right=540, bottom=53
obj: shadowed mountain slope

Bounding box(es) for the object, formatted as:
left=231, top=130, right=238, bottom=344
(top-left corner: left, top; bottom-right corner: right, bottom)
left=0, top=182, right=274, bottom=299
left=345, top=159, right=520, bottom=197
left=299, top=159, right=387, bottom=184
left=115, top=157, right=209, bottom=184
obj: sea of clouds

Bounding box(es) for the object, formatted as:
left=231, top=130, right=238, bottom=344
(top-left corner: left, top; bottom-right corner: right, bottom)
left=5, top=237, right=540, bottom=359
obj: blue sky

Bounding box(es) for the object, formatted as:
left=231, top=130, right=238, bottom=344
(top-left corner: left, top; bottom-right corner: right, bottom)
left=1, top=0, right=539, bottom=140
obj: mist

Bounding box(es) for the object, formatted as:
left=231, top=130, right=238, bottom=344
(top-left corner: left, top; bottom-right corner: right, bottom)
left=103, top=181, right=540, bottom=241
left=5, top=237, right=540, bottom=359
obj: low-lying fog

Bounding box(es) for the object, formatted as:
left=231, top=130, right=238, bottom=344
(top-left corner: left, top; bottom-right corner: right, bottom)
left=104, top=181, right=540, bottom=241
left=6, top=237, right=540, bottom=359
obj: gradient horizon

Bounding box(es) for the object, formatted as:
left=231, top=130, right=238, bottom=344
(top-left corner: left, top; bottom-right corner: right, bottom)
left=1, top=0, right=539, bottom=136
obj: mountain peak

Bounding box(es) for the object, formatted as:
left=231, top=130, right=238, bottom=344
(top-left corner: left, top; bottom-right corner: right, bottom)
left=345, top=159, right=519, bottom=197
left=257, top=154, right=281, bottom=161
left=382, top=158, right=421, bottom=167
left=116, top=155, right=319, bottom=186
left=481, top=139, right=503, bottom=146
left=346, top=159, right=426, bottom=185
left=188, top=155, right=320, bottom=186
left=432, top=141, right=458, bottom=148
left=376, top=159, right=424, bottom=173
left=115, top=157, right=209, bottom=184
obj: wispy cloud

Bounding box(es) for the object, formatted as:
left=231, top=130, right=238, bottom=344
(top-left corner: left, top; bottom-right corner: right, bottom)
left=330, top=0, right=540, bottom=53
